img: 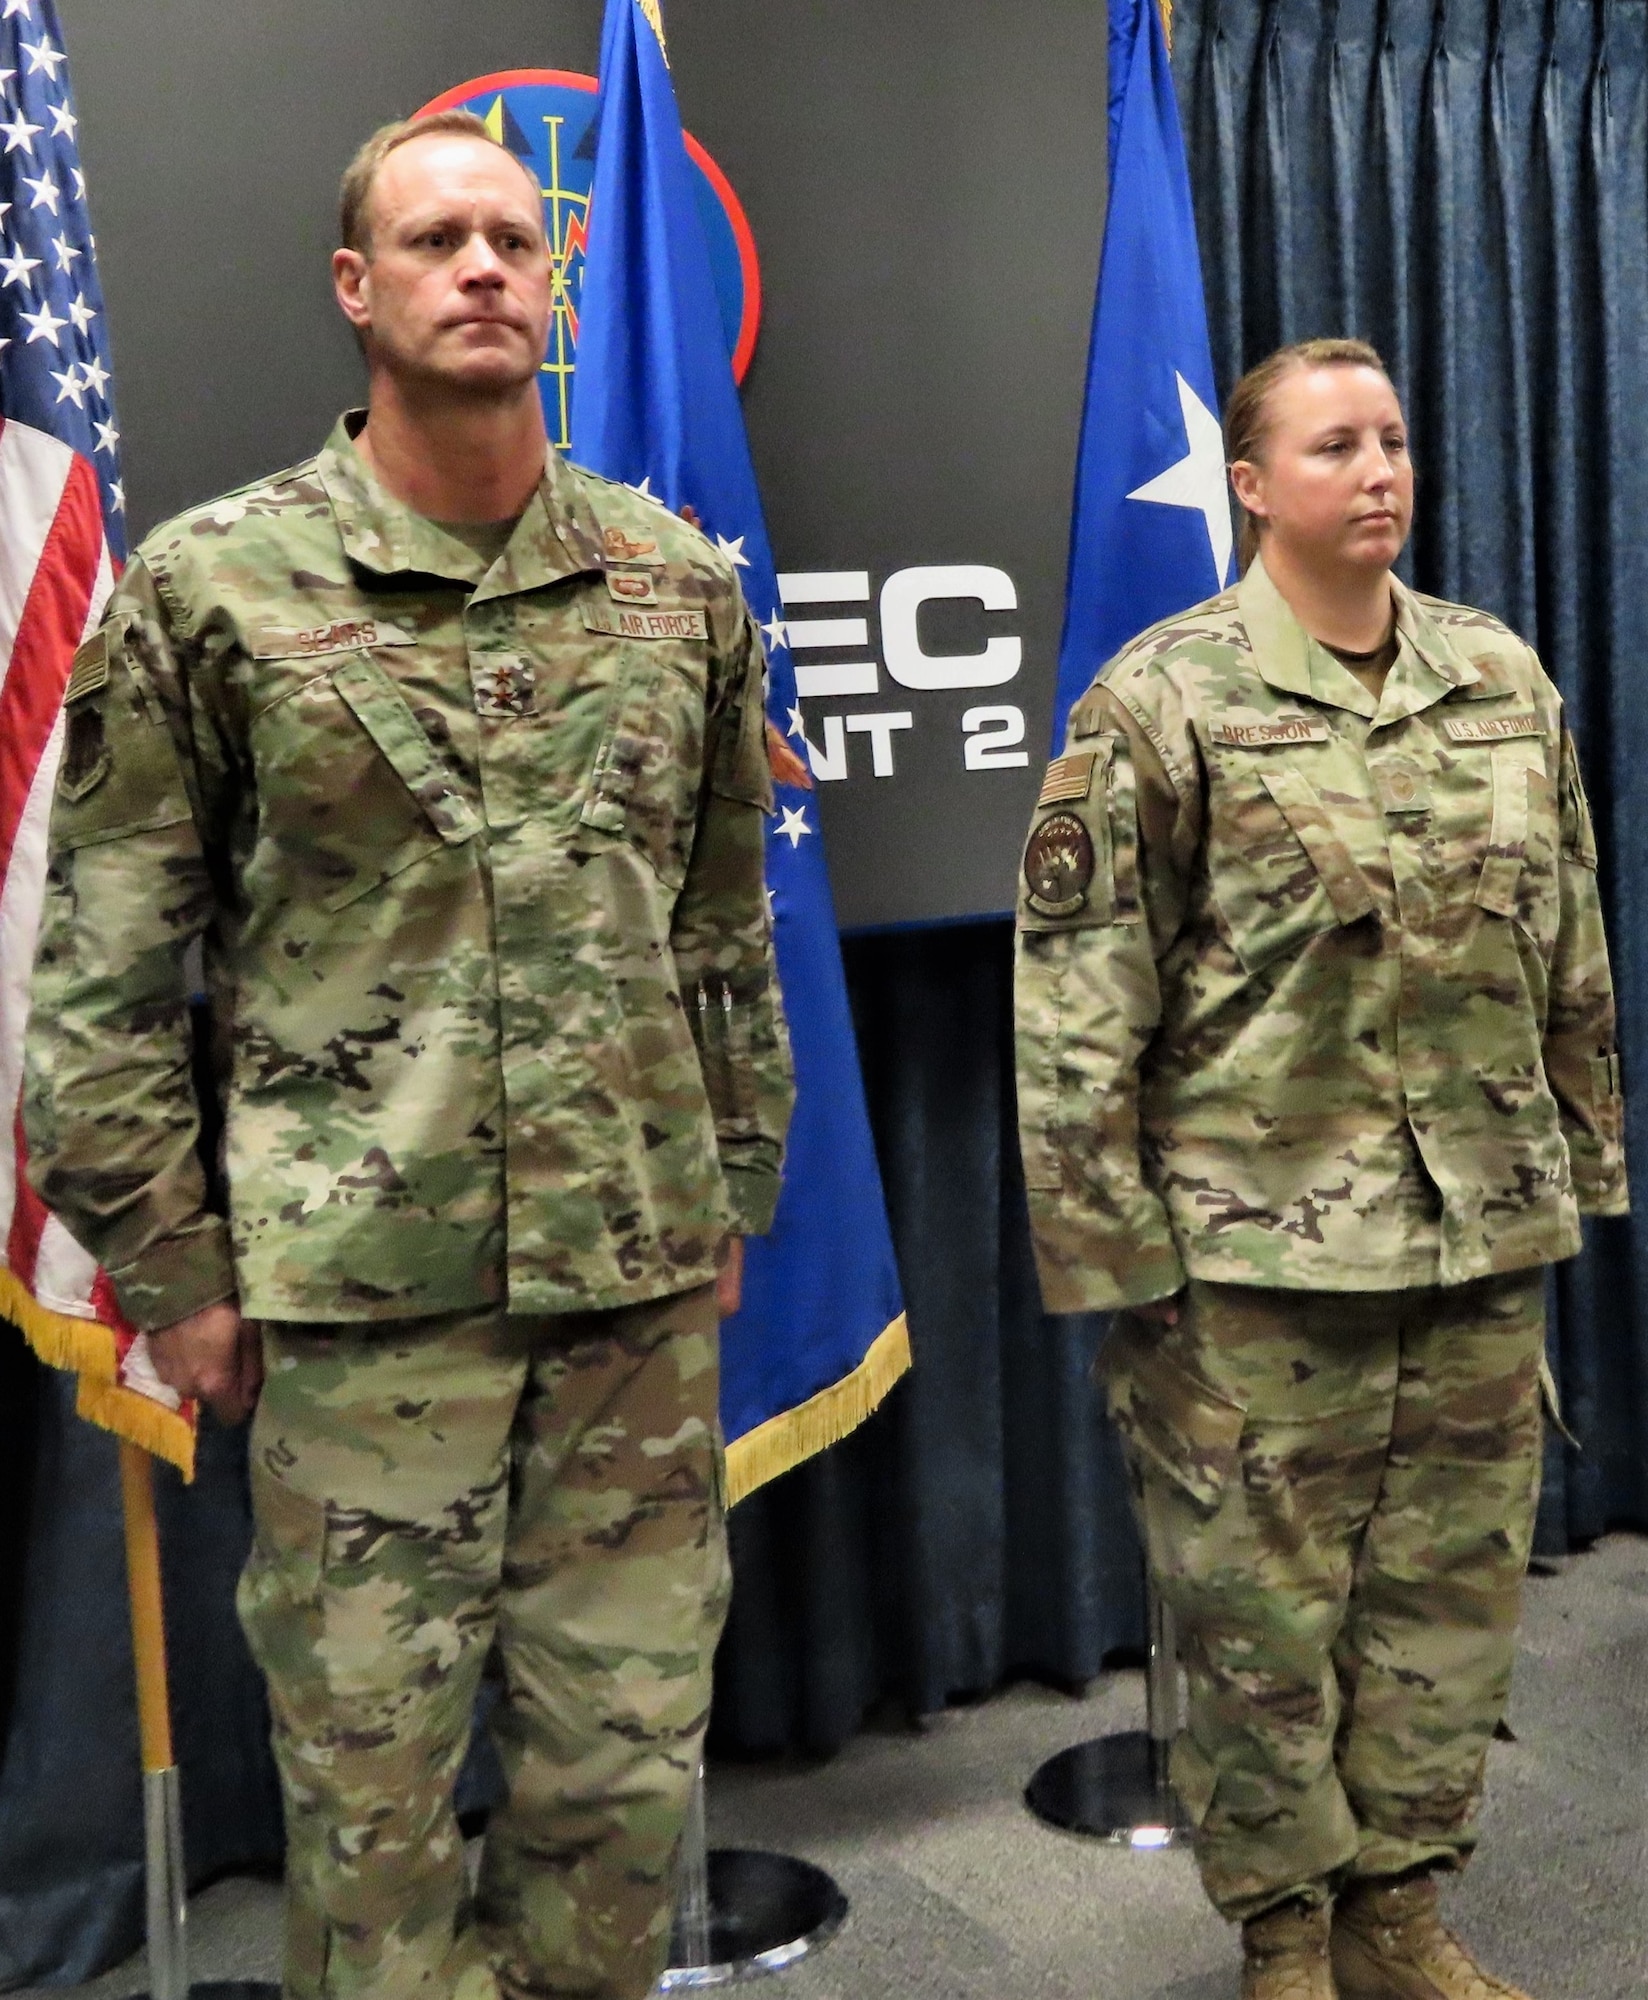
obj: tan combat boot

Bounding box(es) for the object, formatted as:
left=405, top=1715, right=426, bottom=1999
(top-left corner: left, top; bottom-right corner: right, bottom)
left=1332, top=1872, right=1532, bottom=1999
left=1241, top=1898, right=1338, bottom=2000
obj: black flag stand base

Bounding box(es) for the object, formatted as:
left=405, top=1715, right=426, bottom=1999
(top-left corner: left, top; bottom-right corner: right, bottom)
left=659, top=1764, right=848, bottom=1988
left=1024, top=1565, right=1192, bottom=1848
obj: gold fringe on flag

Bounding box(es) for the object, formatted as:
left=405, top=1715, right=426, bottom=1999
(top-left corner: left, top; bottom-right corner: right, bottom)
left=723, top=1313, right=911, bottom=1508
left=77, top=1374, right=195, bottom=1478
left=1, top=1268, right=196, bottom=1479
left=0, top=1266, right=114, bottom=1378
left=638, top=0, right=669, bottom=61
left=5, top=1256, right=910, bottom=1497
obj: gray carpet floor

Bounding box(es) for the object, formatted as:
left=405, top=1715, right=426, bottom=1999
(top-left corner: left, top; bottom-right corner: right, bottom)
left=23, top=1533, right=1648, bottom=2000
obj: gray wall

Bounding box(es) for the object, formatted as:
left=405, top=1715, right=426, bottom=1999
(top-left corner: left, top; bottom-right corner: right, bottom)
left=60, top=1, right=1105, bottom=928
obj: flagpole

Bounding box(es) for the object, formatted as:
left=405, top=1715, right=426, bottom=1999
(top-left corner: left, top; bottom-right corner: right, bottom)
left=119, top=1441, right=191, bottom=2000
left=117, top=1440, right=280, bottom=2000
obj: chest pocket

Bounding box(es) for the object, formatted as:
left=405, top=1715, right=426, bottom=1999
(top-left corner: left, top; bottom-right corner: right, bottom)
left=250, top=648, right=479, bottom=913
left=576, top=645, right=707, bottom=892
left=1207, top=754, right=1376, bottom=974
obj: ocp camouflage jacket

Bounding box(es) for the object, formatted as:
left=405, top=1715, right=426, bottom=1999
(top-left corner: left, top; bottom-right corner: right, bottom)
left=1014, top=556, right=1628, bottom=1313
left=24, top=416, right=794, bottom=1331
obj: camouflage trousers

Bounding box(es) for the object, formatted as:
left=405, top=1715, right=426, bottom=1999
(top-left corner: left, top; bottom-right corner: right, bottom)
left=237, top=1286, right=730, bottom=2000
left=1102, top=1271, right=1547, bottom=1924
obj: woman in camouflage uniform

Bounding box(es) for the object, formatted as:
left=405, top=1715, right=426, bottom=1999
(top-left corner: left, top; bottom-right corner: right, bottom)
left=1014, top=340, right=1627, bottom=2000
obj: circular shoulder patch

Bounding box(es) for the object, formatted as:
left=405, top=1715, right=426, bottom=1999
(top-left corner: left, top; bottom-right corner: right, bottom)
left=1024, top=809, right=1095, bottom=917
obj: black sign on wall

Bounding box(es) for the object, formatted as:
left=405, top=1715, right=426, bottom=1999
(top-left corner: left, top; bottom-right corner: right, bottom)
left=60, top=0, right=1107, bottom=929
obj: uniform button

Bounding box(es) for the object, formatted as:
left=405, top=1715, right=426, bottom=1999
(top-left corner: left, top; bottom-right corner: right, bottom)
left=1390, top=773, right=1416, bottom=803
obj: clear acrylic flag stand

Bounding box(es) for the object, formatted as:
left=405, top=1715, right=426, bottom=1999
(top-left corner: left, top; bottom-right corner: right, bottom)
left=1023, top=1564, right=1191, bottom=1847
left=658, top=1764, right=847, bottom=1988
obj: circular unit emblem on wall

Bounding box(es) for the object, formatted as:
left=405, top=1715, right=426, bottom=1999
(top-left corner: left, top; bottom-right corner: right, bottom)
left=418, top=69, right=762, bottom=451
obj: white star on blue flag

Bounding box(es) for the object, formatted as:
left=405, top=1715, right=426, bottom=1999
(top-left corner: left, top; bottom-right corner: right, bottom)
left=1050, top=0, right=1232, bottom=749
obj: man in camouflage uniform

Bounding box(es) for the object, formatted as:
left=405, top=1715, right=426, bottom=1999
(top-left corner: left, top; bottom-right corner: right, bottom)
left=24, top=110, right=793, bottom=2000
left=1015, top=548, right=1626, bottom=1995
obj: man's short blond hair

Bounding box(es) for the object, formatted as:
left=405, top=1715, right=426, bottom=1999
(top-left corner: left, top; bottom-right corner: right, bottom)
left=338, top=110, right=535, bottom=255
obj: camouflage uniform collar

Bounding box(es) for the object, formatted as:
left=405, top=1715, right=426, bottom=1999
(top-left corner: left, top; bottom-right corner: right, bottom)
left=1237, top=554, right=1480, bottom=721
left=315, top=412, right=607, bottom=596
left=1380, top=573, right=1484, bottom=722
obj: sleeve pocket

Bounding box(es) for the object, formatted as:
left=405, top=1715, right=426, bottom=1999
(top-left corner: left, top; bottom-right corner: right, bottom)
left=52, top=638, right=194, bottom=852
left=1559, top=729, right=1598, bottom=869
left=711, top=626, right=774, bottom=811
left=1017, top=735, right=1123, bottom=933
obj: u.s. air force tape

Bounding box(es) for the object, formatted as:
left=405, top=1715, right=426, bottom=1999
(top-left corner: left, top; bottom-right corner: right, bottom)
left=1441, top=711, right=1540, bottom=742
left=1023, top=809, right=1095, bottom=917
left=582, top=602, right=709, bottom=642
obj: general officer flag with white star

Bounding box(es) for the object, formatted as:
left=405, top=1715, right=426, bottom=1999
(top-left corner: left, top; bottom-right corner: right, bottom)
left=570, top=0, right=908, bottom=1505
left=1051, top=0, right=1232, bottom=750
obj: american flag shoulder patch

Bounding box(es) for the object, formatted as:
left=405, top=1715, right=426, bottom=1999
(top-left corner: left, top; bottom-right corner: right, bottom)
left=64, top=633, right=110, bottom=705
left=1038, top=751, right=1097, bottom=806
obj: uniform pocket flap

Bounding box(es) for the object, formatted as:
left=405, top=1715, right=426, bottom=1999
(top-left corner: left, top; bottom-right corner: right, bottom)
left=1259, top=768, right=1377, bottom=926
left=581, top=659, right=659, bottom=834
left=1099, top=1317, right=1247, bottom=1511
left=331, top=655, right=480, bottom=846
left=1474, top=743, right=1532, bottom=918
left=248, top=1458, right=328, bottom=1603
left=1538, top=1353, right=1580, bottom=1453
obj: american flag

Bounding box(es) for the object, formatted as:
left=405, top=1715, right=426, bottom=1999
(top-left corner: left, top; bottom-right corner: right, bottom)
left=1, top=0, right=195, bottom=1473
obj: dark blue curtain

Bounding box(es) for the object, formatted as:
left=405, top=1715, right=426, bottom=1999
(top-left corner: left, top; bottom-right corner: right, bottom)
left=713, top=926, right=1144, bottom=1756
left=10, top=0, right=1648, bottom=1981
left=1171, top=0, right=1648, bottom=1542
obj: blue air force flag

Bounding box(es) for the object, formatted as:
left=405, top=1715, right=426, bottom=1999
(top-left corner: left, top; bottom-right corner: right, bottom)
left=1050, top=0, right=1232, bottom=750
left=570, top=0, right=908, bottom=1504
